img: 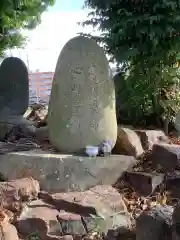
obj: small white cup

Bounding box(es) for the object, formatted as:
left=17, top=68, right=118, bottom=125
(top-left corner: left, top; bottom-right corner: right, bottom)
left=85, top=145, right=99, bottom=157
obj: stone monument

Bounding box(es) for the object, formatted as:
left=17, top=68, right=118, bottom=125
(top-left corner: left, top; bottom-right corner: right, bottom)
left=0, top=57, right=35, bottom=140
left=0, top=57, right=29, bottom=116
left=48, top=36, right=117, bottom=153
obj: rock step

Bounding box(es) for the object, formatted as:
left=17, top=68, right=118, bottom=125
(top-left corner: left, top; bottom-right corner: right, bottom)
left=0, top=150, right=136, bottom=193
left=0, top=178, right=130, bottom=239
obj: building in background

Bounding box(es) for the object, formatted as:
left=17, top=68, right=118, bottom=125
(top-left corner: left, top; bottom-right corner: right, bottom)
left=3, top=49, right=118, bottom=106
left=29, top=71, right=54, bottom=105
left=28, top=67, right=118, bottom=105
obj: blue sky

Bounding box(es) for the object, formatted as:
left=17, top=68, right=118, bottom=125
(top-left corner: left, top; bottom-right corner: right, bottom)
left=7, top=0, right=99, bottom=72
left=49, top=0, right=85, bottom=12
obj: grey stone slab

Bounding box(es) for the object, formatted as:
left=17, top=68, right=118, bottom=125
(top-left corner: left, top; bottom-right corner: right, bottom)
left=0, top=150, right=136, bottom=193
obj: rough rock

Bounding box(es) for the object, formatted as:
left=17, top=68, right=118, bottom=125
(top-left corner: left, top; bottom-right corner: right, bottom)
left=24, top=105, right=48, bottom=124
left=166, top=171, right=180, bottom=198
left=113, top=127, right=144, bottom=157
left=172, top=203, right=180, bottom=240
left=16, top=185, right=130, bottom=239
left=20, top=232, right=74, bottom=240
left=0, top=205, right=18, bottom=239
left=136, top=205, right=173, bottom=240
left=16, top=199, right=61, bottom=239
left=35, top=126, right=49, bottom=142
left=0, top=177, right=39, bottom=212
left=149, top=143, right=180, bottom=171
left=0, top=115, right=37, bottom=140
left=0, top=141, right=38, bottom=155
left=0, top=222, right=19, bottom=240
left=135, top=130, right=171, bottom=150
left=0, top=208, right=14, bottom=223
left=48, top=36, right=117, bottom=153
left=0, top=149, right=136, bottom=193
left=0, top=57, right=29, bottom=116
left=123, top=171, right=164, bottom=196
left=23, top=107, right=34, bottom=119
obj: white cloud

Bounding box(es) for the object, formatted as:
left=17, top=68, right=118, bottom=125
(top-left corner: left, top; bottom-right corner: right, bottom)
left=8, top=9, right=97, bottom=72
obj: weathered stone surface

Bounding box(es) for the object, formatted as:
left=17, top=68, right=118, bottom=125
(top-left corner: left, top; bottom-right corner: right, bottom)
left=172, top=203, right=180, bottom=240
left=123, top=171, right=164, bottom=196
left=51, top=185, right=128, bottom=216
left=166, top=171, right=180, bottom=198
left=16, top=199, right=61, bottom=238
left=0, top=141, right=38, bottom=155
left=135, top=130, right=171, bottom=150
left=24, top=105, right=48, bottom=121
left=0, top=222, right=19, bottom=240
left=17, top=186, right=130, bottom=238
left=149, top=143, right=180, bottom=171
left=48, top=36, right=117, bottom=153
left=113, top=127, right=144, bottom=157
left=35, top=126, right=49, bottom=142
left=0, top=177, right=39, bottom=212
left=19, top=232, right=69, bottom=240
left=23, top=107, right=34, bottom=119
left=0, top=150, right=136, bottom=193
left=136, top=205, right=173, bottom=240
left=0, top=208, right=14, bottom=223
left=0, top=116, right=37, bottom=140
left=0, top=57, right=29, bottom=116
left=0, top=56, right=33, bottom=141
left=0, top=207, right=18, bottom=239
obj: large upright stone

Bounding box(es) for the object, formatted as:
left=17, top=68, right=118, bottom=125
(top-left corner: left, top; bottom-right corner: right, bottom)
left=0, top=57, right=29, bottom=116
left=48, top=36, right=117, bottom=153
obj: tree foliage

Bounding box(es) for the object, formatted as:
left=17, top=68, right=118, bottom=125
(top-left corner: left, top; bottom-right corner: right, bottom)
left=81, top=0, right=180, bottom=129
left=0, top=0, right=55, bottom=55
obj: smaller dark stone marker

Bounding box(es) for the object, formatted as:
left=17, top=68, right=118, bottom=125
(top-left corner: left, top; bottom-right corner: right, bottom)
left=0, top=57, right=29, bottom=116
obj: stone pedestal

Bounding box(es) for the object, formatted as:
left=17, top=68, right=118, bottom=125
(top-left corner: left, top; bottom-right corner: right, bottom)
left=0, top=149, right=136, bottom=193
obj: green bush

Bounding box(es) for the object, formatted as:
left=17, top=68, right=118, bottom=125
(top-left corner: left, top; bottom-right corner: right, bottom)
left=80, top=0, right=180, bottom=132
left=114, top=64, right=180, bottom=130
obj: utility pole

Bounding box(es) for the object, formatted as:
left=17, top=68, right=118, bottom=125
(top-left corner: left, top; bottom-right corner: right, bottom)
left=26, top=52, right=30, bottom=71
